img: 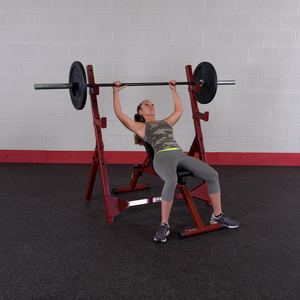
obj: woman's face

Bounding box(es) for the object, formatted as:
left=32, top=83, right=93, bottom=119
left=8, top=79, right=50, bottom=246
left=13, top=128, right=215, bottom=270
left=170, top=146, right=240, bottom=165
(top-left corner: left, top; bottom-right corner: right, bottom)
left=139, top=100, right=155, bottom=116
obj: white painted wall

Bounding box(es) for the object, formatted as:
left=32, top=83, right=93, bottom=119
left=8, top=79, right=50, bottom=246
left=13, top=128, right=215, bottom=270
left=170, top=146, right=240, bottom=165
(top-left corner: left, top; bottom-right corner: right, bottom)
left=1, top=0, right=299, bottom=153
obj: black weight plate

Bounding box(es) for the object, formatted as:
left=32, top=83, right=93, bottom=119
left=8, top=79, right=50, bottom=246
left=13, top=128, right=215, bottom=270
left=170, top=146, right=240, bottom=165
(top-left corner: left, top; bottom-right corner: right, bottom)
left=69, top=61, right=87, bottom=110
left=193, top=62, right=218, bottom=104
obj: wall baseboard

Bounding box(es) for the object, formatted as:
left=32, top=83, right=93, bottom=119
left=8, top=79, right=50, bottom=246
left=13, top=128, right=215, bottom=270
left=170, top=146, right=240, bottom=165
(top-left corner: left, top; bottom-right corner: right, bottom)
left=0, top=150, right=299, bottom=166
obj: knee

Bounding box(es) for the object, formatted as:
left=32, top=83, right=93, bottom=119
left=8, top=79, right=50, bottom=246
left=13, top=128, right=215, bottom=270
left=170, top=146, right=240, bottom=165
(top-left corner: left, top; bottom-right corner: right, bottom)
left=208, top=169, right=219, bottom=184
left=165, top=177, right=178, bottom=187
left=207, top=169, right=220, bottom=195
left=163, top=175, right=178, bottom=192
left=162, top=177, right=178, bottom=201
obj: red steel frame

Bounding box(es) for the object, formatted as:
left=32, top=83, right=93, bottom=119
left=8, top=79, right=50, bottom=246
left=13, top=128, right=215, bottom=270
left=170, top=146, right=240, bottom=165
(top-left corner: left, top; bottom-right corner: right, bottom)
left=84, top=64, right=222, bottom=238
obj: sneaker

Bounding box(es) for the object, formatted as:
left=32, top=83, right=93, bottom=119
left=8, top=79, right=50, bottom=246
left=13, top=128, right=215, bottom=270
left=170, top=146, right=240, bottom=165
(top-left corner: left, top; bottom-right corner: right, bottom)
left=210, top=213, right=239, bottom=229
left=154, top=223, right=170, bottom=242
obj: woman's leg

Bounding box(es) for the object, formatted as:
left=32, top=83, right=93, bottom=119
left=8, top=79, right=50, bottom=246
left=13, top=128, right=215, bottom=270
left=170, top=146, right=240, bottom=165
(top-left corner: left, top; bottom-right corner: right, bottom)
left=152, top=151, right=180, bottom=242
left=155, top=151, right=222, bottom=222
left=179, top=152, right=239, bottom=228
left=153, top=151, right=179, bottom=224
left=161, top=200, right=173, bottom=224
left=178, top=152, right=221, bottom=200
left=209, top=192, right=222, bottom=216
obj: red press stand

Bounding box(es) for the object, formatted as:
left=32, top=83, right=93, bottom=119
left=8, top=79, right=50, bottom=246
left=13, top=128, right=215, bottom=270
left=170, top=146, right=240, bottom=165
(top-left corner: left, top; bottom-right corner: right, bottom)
left=84, top=64, right=222, bottom=239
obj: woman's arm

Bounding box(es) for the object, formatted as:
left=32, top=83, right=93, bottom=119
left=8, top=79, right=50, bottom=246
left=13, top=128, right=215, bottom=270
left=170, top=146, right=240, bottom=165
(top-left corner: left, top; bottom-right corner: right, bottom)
left=113, top=82, right=146, bottom=138
left=164, top=80, right=183, bottom=126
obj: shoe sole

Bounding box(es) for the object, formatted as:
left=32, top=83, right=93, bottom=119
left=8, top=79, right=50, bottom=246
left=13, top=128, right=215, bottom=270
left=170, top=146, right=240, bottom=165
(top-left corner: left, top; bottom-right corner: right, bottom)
left=154, top=230, right=170, bottom=242
left=210, top=221, right=239, bottom=229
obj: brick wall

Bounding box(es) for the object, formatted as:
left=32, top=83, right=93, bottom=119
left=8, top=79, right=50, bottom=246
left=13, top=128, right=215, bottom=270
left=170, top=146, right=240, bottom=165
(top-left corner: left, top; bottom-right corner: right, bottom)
left=0, top=0, right=299, bottom=155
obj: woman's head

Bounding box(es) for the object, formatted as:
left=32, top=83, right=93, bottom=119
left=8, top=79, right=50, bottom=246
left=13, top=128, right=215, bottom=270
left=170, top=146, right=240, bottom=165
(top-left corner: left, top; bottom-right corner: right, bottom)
left=136, top=100, right=155, bottom=118
left=134, top=101, right=145, bottom=122
left=134, top=100, right=155, bottom=145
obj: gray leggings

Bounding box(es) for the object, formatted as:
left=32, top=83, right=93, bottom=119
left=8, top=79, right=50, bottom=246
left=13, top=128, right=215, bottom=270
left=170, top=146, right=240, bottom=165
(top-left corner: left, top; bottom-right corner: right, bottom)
left=153, top=149, right=220, bottom=202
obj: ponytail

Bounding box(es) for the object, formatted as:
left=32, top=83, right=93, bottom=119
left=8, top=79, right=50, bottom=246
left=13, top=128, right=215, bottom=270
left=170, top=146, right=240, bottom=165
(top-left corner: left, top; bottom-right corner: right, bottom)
left=134, top=102, right=146, bottom=146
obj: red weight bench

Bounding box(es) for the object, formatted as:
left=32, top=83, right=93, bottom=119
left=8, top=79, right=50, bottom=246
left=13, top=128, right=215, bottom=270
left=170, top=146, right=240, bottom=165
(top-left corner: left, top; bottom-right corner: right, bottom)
left=84, top=64, right=223, bottom=239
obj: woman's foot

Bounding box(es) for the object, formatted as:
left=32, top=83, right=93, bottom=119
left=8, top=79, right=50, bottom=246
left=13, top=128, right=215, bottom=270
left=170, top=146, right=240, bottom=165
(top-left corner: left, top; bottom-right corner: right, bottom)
left=210, top=213, right=239, bottom=228
left=154, top=223, right=170, bottom=242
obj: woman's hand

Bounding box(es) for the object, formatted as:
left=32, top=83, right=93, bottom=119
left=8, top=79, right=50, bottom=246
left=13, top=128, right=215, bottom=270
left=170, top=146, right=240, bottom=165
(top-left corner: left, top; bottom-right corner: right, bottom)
left=113, top=81, right=127, bottom=92
left=169, top=80, right=176, bottom=91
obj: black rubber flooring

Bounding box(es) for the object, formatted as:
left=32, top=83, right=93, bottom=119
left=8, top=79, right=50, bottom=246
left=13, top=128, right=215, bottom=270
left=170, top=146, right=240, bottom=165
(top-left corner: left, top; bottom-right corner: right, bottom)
left=1, top=163, right=300, bottom=300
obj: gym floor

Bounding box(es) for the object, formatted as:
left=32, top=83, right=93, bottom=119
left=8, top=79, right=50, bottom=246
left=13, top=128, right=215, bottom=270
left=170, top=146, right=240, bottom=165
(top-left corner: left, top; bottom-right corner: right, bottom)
left=1, top=163, right=300, bottom=299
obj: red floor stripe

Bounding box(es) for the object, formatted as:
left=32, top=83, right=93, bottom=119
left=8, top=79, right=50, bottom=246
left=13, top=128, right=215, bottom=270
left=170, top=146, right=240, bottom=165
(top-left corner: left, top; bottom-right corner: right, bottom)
left=1, top=150, right=299, bottom=166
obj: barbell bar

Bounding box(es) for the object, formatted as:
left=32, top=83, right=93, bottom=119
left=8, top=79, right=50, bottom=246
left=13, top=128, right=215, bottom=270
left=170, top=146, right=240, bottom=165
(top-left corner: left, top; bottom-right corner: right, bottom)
left=34, top=80, right=235, bottom=90
left=34, top=61, right=235, bottom=110
left=34, top=80, right=235, bottom=89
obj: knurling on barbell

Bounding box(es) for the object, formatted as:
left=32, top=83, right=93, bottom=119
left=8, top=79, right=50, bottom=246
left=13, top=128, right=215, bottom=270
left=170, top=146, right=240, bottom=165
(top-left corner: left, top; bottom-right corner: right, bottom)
left=34, top=61, right=235, bottom=110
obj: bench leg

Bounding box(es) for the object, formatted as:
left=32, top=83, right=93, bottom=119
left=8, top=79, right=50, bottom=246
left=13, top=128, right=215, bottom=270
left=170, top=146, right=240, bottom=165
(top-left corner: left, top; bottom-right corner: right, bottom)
left=178, top=184, right=223, bottom=239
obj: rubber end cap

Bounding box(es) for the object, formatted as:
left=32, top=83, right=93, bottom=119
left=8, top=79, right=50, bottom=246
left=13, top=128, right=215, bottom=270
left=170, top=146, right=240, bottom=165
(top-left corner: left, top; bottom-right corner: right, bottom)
left=177, top=231, right=186, bottom=239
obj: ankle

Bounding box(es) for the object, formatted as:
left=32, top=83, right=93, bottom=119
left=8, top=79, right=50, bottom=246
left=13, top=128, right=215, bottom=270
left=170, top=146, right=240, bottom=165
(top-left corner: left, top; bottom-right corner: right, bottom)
left=214, top=213, right=223, bottom=218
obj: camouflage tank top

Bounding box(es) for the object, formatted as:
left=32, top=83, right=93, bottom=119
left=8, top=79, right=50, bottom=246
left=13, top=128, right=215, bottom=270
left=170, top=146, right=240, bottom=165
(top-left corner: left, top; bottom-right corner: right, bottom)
left=143, top=120, right=181, bottom=154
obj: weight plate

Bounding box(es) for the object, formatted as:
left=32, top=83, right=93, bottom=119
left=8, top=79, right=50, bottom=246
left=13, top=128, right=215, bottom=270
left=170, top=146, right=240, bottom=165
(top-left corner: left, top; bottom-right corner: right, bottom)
left=193, top=62, right=218, bottom=104
left=69, top=61, right=87, bottom=110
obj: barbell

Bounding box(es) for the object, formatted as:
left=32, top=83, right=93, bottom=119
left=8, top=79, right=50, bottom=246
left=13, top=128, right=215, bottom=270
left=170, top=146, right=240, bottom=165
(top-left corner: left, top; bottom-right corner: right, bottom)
left=34, top=61, right=235, bottom=110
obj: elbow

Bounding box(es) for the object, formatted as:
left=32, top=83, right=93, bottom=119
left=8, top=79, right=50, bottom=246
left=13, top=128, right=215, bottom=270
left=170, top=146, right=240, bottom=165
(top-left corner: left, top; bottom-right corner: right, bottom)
left=115, top=111, right=121, bottom=119
left=114, top=110, right=123, bottom=120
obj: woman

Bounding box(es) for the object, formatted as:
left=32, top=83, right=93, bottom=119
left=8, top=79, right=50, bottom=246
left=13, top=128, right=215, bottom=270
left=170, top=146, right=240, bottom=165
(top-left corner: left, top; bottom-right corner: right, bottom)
left=113, top=80, right=239, bottom=242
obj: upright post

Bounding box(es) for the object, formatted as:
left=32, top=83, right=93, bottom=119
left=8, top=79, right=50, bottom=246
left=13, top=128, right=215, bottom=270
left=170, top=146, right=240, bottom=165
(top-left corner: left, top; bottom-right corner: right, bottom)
left=84, top=65, right=129, bottom=223
left=185, top=65, right=211, bottom=206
